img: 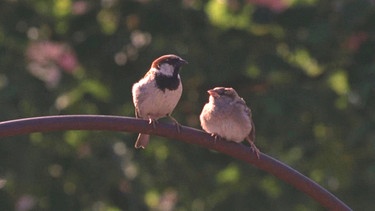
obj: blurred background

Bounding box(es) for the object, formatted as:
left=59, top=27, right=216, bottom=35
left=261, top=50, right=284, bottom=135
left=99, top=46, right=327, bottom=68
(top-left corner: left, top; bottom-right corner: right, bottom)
left=0, top=0, right=374, bottom=210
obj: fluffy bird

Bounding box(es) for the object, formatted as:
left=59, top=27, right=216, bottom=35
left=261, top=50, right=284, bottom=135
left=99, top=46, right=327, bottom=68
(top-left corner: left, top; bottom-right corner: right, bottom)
left=132, top=54, right=188, bottom=149
left=200, top=87, right=260, bottom=158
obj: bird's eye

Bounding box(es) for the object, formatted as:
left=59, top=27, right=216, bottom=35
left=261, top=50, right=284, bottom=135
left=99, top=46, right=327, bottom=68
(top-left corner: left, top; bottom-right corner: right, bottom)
left=218, top=90, right=225, bottom=95
left=224, top=90, right=235, bottom=97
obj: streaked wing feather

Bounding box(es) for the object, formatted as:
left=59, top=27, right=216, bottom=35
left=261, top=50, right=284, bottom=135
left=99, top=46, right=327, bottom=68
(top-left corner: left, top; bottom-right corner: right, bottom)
left=249, top=118, right=256, bottom=142
left=236, top=98, right=252, bottom=118
left=236, top=98, right=255, bottom=142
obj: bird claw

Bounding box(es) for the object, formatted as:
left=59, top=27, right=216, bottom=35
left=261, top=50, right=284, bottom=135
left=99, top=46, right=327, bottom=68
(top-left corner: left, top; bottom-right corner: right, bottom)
left=247, top=138, right=260, bottom=159
left=210, top=133, right=221, bottom=143
left=167, top=114, right=181, bottom=133
left=175, top=123, right=182, bottom=133
left=252, top=146, right=260, bottom=159
left=148, top=118, right=158, bottom=128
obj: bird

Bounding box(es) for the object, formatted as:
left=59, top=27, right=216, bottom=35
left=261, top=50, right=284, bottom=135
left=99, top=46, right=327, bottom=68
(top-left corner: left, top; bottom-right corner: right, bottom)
left=199, top=87, right=260, bottom=158
left=132, top=54, right=188, bottom=149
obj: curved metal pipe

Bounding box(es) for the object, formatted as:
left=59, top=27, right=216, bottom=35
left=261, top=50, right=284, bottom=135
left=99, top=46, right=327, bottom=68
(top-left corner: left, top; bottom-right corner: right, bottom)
left=0, top=115, right=352, bottom=210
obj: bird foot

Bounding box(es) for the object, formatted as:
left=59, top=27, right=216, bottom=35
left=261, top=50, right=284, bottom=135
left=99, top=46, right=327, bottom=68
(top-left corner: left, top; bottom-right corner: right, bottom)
left=210, top=133, right=221, bottom=143
left=167, top=114, right=181, bottom=133
left=247, top=139, right=260, bottom=159
left=148, top=118, right=158, bottom=128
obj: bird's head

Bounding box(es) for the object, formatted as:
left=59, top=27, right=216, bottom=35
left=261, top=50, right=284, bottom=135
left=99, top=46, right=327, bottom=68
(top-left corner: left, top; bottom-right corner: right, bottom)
left=207, top=87, right=240, bottom=101
left=151, top=54, right=188, bottom=76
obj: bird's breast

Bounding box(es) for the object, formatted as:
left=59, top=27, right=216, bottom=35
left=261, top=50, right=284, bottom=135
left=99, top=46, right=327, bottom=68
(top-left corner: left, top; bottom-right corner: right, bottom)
left=132, top=77, right=182, bottom=120
left=200, top=102, right=251, bottom=142
left=155, top=73, right=181, bottom=91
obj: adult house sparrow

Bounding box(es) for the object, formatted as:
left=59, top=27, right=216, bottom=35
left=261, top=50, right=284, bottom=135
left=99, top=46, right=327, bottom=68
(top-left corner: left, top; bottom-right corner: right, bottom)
left=200, top=87, right=260, bottom=158
left=132, top=54, right=188, bottom=149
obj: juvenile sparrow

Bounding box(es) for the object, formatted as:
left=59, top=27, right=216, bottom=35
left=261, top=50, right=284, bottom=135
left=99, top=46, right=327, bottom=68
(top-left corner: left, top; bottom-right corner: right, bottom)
left=132, top=54, right=188, bottom=149
left=200, top=87, right=260, bottom=158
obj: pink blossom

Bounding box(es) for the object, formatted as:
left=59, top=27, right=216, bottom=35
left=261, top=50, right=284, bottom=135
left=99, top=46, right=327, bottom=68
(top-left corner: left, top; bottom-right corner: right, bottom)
left=57, top=50, right=78, bottom=73
left=25, top=41, right=79, bottom=88
left=16, top=195, right=35, bottom=211
left=27, top=62, right=61, bottom=88
left=344, top=31, right=369, bottom=51
left=26, top=41, right=61, bottom=64
left=72, top=1, right=90, bottom=15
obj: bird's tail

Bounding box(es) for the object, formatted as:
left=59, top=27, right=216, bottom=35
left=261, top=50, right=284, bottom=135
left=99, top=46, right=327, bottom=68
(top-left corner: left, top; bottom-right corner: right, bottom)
left=134, top=133, right=150, bottom=149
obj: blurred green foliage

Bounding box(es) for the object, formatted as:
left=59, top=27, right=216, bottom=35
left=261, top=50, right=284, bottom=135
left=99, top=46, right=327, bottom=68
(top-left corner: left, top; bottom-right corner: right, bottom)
left=0, top=0, right=375, bottom=210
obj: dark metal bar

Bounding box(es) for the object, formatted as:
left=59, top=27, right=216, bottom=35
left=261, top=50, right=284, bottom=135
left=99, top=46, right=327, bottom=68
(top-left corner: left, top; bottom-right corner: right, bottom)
left=0, top=115, right=352, bottom=210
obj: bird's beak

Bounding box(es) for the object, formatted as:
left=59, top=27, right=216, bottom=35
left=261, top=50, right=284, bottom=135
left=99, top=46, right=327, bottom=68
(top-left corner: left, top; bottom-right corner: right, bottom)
left=180, top=58, right=188, bottom=65
left=207, top=89, right=219, bottom=97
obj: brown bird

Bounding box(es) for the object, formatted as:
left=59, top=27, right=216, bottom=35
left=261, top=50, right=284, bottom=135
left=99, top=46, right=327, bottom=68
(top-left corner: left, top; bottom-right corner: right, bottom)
left=132, top=54, right=188, bottom=149
left=200, top=87, right=260, bottom=158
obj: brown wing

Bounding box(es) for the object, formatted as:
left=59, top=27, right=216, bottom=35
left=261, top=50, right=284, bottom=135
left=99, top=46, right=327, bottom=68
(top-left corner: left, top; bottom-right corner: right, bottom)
left=236, top=98, right=256, bottom=142
left=132, top=72, right=155, bottom=119
left=249, top=117, right=256, bottom=143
